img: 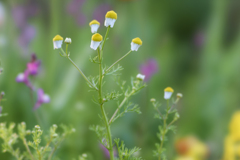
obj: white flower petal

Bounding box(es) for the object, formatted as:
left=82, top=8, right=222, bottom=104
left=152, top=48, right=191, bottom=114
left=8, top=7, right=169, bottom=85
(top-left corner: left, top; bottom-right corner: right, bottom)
left=42, top=94, right=50, bottom=103
left=90, top=24, right=100, bottom=33
left=53, top=40, right=63, bottom=49
left=131, top=42, right=141, bottom=51
left=64, top=38, right=72, bottom=44
left=136, top=74, right=145, bottom=81
left=90, top=40, right=101, bottom=50
left=104, top=18, right=116, bottom=28
left=164, top=91, right=173, bottom=100
left=16, top=73, right=25, bottom=82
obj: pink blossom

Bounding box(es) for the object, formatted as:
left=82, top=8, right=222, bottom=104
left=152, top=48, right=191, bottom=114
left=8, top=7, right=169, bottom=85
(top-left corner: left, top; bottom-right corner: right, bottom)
left=16, top=70, right=32, bottom=89
left=27, top=54, right=41, bottom=75
left=140, top=59, right=159, bottom=82
left=34, top=88, right=50, bottom=110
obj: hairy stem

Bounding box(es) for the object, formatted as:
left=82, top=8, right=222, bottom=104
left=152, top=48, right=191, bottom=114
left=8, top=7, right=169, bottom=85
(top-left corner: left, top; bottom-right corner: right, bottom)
left=158, top=100, right=170, bottom=160
left=67, top=56, right=98, bottom=91
left=22, top=137, right=35, bottom=160
left=97, top=48, right=114, bottom=160
left=101, top=26, right=110, bottom=52
left=109, top=90, right=135, bottom=125
left=104, top=50, right=132, bottom=75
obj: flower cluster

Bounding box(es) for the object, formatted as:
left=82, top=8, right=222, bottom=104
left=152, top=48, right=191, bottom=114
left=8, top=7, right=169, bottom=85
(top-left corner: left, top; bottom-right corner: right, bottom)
left=16, top=53, right=50, bottom=110
left=223, top=111, right=240, bottom=159
left=175, top=136, right=208, bottom=160
left=0, top=122, right=75, bottom=160
left=151, top=87, right=183, bottom=159
left=53, top=10, right=146, bottom=160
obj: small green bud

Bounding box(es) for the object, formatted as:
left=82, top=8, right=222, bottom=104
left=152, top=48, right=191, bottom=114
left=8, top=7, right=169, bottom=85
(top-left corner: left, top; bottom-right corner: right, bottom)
left=53, top=124, right=58, bottom=128
left=52, top=133, right=58, bottom=138
left=150, top=98, right=156, bottom=103
left=35, top=125, right=40, bottom=129
left=82, top=153, right=87, bottom=157
left=176, top=93, right=183, bottom=99
left=64, top=38, right=72, bottom=44
left=26, top=130, right=31, bottom=135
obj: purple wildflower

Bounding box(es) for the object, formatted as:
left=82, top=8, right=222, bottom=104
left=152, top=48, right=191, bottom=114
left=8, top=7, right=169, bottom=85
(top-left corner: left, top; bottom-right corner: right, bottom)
left=27, top=54, right=41, bottom=75
left=100, top=144, right=117, bottom=159
left=67, top=0, right=86, bottom=16
left=16, top=70, right=32, bottom=89
left=66, top=0, right=87, bottom=26
left=12, top=6, right=27, bottom=28
left=140, top=59, right=159, bottom=82
left=93, top=4, right=112, bottom=24
left=0, top=2, right=5, bottom=27
left=194, top=30, right=205, bottom=48
left=34, top=88, right=50, bottom=110
left=18, top=25, right=36, bottom=50
left=77, top=13, right=87, bottom=26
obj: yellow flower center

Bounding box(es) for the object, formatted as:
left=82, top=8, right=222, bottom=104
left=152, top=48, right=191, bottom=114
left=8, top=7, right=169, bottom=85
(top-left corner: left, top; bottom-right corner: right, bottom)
left=105, top=10, right=117, bottom=19
left=164, top=87, right=174, bottom=92
left=89, top=20, right=100, bottom=26
left=132, top=37, right=142, bottom=45
left=53, top=35, right=63, bottom=41
left=92, top=33, right=103, bottom=42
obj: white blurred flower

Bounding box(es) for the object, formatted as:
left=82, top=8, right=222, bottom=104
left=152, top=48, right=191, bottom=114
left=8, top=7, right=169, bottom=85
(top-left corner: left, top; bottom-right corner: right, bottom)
left=64, top=37, right=72, bottom=44
left=136, top=73, right=145, bottom=81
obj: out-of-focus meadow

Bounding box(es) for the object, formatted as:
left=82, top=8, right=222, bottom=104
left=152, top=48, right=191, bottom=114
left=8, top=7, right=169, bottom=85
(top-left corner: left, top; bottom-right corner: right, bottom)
left=1, top=0, right=240, bottom=159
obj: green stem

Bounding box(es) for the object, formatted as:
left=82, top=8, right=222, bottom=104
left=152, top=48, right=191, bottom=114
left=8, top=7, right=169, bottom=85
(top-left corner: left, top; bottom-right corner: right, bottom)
left=108, top=90, right=135, bottom=125
left=22, top=138, right=35, bottom=160
left=59, top=48, right=98, bottom=90
left=158, top=100, right=170, bottom=160
left=67, top=56, right=98, bottom=91
left=42, top=137, right=53, bottom=156
left=104, top=50, right=132, bottom=75
left=101, top=26, right=110, bottom=52
left=97, top=47, right=114, bottom=160
left=48, top=135, right=65, bottom=160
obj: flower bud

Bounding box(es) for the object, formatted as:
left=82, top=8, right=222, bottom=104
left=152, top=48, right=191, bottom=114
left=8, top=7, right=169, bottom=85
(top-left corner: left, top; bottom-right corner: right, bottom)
left=136, top=74, right=145, bottom=81
left=35, top=125, right=40, bottom=130
left=64, top=37, right=72, bottom=44
left=150, top=98, right=156, bottom=103
left=177, top=93, right=183, bottom=99
left=52, top=133, right=58, bottom=138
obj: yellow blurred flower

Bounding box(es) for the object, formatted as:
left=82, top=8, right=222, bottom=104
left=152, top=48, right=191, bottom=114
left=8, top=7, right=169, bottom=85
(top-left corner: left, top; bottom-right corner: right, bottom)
left=223, top=111, right=240, bottom=160
left=175, top=136, right=208, bottom=160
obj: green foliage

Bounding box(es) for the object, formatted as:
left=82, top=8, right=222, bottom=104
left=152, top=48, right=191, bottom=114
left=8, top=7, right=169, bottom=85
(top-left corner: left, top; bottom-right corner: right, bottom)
left=114, top=138, right=143, bottom=160
left=0, top=122, right=75, bottom=160
left=56, top=15, right=146, bottom=160
left=151, top=95, right=182, bottom=160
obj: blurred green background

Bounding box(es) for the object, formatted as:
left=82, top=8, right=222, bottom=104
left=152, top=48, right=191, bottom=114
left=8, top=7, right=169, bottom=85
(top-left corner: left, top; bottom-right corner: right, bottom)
left=1, top=0, right=240, bottom=159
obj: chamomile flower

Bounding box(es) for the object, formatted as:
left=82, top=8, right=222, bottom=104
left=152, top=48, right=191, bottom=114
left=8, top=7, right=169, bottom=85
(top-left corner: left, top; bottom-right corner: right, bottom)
left=164, top=87, right=174, bottom=100
left=64, top=37, right=72, bottom=44
left=53, top=35, right=63, bottom=49
left=136, top=73, right=145, bottom=81
left=90, top=33, right=103, bottom=50
left=104, top=10, right=117, bottom=28
left=89, top=20, right=100, bottom=33
left=177, top=93, right=183, bottom=98
left=131, top=37, right=142, bottom=51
